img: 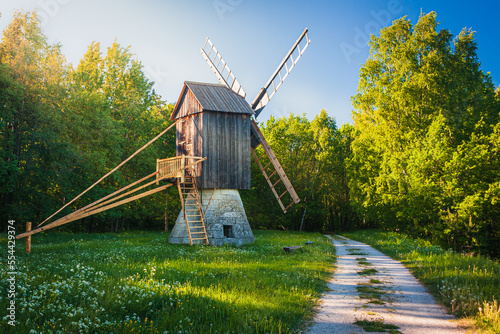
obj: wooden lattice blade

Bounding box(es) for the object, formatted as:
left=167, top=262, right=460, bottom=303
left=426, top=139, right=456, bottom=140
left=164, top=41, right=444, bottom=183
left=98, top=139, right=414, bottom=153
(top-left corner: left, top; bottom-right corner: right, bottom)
left=250, top=120, right=300, bottom=213
left=201, top=38, right=246, bottom=98
left=251, top=28, right=310, bottom=117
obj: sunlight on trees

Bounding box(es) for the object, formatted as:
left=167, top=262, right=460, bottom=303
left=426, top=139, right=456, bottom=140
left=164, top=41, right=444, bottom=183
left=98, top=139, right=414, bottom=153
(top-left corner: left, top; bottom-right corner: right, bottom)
left=348, top=12, right=500, bottom=256
left=1, top=11, right=499, bottom=257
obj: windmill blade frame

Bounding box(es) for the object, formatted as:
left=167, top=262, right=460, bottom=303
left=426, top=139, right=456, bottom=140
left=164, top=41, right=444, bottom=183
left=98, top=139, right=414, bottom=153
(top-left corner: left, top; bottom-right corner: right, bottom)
left=250, top=120, right=300, bottom=213
left=201, top=37, right=247, bottom=98
left=199, top=29, right=309, bottom=214
left=251, top=28, right=310, bottom=117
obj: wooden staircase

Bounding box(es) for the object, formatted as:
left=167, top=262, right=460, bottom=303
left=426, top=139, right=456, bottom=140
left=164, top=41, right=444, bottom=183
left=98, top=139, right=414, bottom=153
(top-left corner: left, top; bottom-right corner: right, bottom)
left=177, top=176, right=209, bottom=245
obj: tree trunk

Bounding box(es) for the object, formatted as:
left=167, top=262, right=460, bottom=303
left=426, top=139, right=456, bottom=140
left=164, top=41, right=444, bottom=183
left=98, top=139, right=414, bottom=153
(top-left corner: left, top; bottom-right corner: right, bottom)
left=299, top=207, right=307, bottom=231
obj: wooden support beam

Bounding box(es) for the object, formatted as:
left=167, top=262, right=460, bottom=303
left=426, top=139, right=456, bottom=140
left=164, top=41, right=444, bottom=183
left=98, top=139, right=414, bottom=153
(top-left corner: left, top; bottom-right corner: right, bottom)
left=77, top=171, right=159, bottom=214
left=18, top=154, right=205, bottom=240
left=83, top=185, right=172, bottom=217
left=40, top=171, right=160, bottom=228
left=156, top=159, right=160, bottom=185
left=202, top=189, right=216, bottom=220
left=78, top=178, right=161, bottom=216
left=181, top=154, right=185, bottom=184
left=16, top=184, right=173, bottom=239
left=25, top=156, right=205, bottom=239
left=25, top=222, right=31, bottom=254
left=38, top=121, right=177, bottom=228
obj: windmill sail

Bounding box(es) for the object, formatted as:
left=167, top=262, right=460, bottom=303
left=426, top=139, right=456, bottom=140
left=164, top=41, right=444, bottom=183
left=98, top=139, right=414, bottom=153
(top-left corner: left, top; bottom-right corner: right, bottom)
left=200, top=29, right=310, bottom=213
left=251, top=28, right=310, bottom=117
left=250, top=121, right=300, bottom=213
left=246, top=29, right=310, bottom=211
left=201, top=38, right=246, bottom=98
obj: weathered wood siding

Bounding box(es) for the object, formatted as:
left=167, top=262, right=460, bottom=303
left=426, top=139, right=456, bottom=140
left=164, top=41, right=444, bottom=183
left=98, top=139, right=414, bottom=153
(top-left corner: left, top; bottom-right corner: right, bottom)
left=176, top=113, right=203, bottom=179
left=175, top=88, right=203, bottom=119
left=202, top=111, right=250, bottom=189
left=174, top=82, right=252, bottom=190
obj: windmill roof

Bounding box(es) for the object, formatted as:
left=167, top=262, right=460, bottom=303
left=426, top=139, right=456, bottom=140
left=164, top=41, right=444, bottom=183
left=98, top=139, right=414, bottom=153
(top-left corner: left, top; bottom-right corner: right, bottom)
left=171, top=81, right=254, bottom=120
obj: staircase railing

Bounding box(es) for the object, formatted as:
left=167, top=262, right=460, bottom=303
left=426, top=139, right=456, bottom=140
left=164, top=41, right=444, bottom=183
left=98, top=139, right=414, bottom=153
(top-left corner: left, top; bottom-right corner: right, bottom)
left=156, top=155, right=205, bottom=184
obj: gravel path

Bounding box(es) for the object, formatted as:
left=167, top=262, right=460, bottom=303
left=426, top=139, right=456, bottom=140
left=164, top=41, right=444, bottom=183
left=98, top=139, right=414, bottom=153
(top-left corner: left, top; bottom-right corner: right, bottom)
left=306, top=235, right=464, bottom=334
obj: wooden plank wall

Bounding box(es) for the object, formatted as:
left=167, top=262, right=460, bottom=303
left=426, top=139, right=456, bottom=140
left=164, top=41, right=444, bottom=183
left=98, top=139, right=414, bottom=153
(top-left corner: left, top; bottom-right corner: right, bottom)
left=176, top=114, right=203, bottom=178
left=202, top=111, right=250, bottom=189
left=175, top=88, right=203, bottom=119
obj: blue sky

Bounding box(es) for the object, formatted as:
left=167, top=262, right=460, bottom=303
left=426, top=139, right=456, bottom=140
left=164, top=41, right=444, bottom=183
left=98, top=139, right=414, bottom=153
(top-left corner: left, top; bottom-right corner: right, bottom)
left=1, top=0, right=499, bottom=125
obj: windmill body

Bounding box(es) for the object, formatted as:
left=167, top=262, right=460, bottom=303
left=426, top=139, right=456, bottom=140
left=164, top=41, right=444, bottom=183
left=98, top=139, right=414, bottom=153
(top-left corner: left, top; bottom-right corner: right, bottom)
left=168, top=81, right=255, bottom=246
left=169, top=29, right=309, bottom=246
left=14, top=29, right=309, bottom=248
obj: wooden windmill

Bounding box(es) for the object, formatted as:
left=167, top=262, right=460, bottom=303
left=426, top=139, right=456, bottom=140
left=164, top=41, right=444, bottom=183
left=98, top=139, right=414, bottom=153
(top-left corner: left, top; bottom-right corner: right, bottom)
left=15, top=28, right=310, bottom=249
left=168, top=28, right=310, bottom=246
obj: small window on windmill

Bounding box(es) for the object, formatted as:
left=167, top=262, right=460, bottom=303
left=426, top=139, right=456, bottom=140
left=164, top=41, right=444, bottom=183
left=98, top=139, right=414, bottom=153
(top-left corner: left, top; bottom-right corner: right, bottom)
left=223, top=225, right=233, bottom=238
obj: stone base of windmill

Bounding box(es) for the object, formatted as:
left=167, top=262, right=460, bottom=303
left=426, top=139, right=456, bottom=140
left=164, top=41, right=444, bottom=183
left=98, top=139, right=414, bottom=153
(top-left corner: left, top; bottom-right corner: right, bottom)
left=169, top=189, right=255, bottom=246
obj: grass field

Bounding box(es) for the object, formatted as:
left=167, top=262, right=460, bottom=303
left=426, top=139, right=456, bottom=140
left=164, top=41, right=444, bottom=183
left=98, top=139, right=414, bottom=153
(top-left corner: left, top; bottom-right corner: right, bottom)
left=0, top=230, right=334, bottom=333
left=342, top=230, right=500, bottom=333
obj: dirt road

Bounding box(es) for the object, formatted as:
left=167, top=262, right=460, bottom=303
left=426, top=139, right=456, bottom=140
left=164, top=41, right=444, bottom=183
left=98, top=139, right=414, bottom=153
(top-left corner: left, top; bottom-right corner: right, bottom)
left=306, top=235, right=464, bottom=334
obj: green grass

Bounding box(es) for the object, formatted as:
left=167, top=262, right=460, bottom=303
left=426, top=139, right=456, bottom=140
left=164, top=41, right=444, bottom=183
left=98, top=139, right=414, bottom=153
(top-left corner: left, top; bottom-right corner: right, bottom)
left=0, top=230, right=335, bottom=333
left=343, top=230, right=500, bottom=333
left=354, top=319, right=400, bottom=333
left=347, top=248, right=367, bottom=256
left=356, top=257, right=371, bottom=266
left=356, top=284, right=385, bottom=301
left=358, top=268, right=378, bottom=276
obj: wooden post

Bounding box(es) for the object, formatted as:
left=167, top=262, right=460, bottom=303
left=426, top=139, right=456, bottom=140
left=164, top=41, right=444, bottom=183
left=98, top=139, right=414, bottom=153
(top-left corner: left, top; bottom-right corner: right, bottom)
left=25, top=222, right=31, bottom=254
left=181, top=154, right=185, bottom=184
left=156, top=159, right=159, bottom=185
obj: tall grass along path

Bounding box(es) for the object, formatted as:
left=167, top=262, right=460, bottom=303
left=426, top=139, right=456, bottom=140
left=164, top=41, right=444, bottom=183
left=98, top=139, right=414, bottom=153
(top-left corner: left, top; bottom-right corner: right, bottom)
left=307, top=235, right=464, bottom=334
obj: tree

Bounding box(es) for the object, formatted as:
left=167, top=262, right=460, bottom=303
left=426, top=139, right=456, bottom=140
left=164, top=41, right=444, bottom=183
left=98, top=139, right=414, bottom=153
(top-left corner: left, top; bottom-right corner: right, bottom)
left=242, top=111, right=357, bottom=232
left=0, top=11, right=72, bottom=227
left=65, top=40, right=175, bottom=231
left=0, top=11, right=175, bottom=232
left=348, top=12, right=500, bottom=255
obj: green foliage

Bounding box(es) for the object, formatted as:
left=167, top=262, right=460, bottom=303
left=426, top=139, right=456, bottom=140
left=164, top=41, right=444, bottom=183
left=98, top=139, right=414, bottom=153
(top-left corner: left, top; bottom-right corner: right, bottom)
left=0, top=230, right=334, bottom=333
left=343, top=230, right=500, bottom=333
left=348, top=12, right=500, bottom=256
left=354, top=319, right=400, bottom=333
left=0, top=11, right=175, bottom=232
left=1, top=10, right=356, bottom=235
left=0, top=11, right=75, bottom=224
left=2, top=8, right=499, bottom=260
left=242, top=111, right=358, bottom=232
